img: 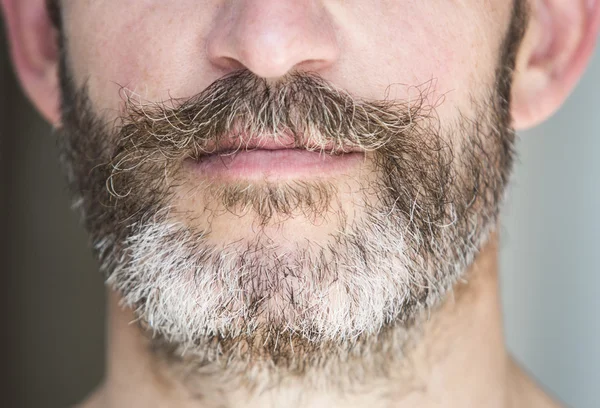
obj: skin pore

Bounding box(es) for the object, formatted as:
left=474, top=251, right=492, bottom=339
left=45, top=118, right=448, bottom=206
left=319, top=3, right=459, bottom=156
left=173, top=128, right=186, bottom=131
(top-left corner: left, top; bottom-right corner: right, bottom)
left=2, top=0, right=600, bottom=407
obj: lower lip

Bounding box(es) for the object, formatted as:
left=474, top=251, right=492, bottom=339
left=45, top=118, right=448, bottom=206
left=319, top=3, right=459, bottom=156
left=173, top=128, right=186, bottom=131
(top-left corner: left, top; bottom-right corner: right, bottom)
left=187, top=149, right=366, bottom=180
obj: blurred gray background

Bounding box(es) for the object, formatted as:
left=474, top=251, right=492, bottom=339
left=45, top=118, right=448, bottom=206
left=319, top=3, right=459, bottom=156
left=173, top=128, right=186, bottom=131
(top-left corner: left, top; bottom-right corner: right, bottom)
left=2, top=19, right=599, bottom=408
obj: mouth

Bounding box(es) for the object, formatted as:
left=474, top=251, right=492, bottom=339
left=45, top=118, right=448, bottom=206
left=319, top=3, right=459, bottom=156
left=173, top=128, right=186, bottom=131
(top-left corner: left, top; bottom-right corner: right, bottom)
left=186, top=133, right=367, bottom=181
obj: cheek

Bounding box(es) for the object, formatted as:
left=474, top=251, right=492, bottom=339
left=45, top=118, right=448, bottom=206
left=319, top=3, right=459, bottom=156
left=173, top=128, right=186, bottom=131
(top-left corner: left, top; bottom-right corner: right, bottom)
left=343, top=3, right=502, bottom=113
left=64, top=1, right=221, bottom=116
left=339, top=1, right=510, bottom=151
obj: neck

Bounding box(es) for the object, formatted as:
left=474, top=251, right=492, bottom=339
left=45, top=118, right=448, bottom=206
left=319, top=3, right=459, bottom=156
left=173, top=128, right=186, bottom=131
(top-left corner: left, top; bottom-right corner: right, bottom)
left=83, top=233, right=548, bottom=408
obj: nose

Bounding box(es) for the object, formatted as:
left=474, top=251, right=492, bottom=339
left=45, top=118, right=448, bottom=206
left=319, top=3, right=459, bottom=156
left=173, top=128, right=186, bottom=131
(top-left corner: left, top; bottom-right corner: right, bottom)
left=205, top=0, right=340, bottom=79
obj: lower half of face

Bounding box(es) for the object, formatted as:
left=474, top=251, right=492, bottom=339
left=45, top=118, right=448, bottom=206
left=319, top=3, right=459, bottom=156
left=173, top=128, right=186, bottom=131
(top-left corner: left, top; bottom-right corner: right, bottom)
left=57, top=0, right=525, bottom=371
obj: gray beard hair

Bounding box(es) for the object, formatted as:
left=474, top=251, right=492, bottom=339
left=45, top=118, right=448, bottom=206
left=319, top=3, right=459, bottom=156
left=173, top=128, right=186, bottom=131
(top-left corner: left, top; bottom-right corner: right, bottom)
left=99, top=175, right=500, bottom=396
left=109, top=201, right=422, bottom=344
left=59, top=82, right=513, bottom=393
left=107, top=203, right=490, bottom=379
left=59, top=75, right=514, bottom=389
left=59, top=73, right=514, bottom=388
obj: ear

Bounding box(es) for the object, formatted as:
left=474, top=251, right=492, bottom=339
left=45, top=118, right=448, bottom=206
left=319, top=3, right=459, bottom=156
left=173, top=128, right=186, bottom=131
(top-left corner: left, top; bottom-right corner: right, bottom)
left=511, top=0, right=600, bottom=130
left=1, top=0, right=60, bottom=125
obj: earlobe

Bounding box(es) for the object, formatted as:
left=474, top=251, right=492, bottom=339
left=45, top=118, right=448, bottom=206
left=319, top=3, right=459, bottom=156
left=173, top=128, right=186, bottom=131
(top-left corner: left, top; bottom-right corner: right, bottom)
left=1, top=0, right=61, bottom=125
left=511, top=0, right=600, bottom=130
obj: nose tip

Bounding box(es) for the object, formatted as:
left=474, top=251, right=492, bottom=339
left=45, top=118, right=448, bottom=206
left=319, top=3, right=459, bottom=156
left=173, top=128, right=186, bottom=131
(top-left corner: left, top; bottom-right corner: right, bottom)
left=206, top=1, right=340, bottom=79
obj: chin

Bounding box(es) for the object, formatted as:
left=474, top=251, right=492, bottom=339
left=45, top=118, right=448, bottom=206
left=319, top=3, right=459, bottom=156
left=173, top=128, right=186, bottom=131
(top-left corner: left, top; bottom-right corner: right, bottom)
left=106, top=192, right=417, bottom=346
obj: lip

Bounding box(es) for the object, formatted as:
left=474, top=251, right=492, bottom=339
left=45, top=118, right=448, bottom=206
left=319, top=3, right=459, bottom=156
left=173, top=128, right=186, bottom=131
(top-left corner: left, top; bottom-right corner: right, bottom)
left=201, top=132, right=361, bottom=155
left=186, top=132, right=366, bottom=181
left=187, top=149, right=366, bottom=181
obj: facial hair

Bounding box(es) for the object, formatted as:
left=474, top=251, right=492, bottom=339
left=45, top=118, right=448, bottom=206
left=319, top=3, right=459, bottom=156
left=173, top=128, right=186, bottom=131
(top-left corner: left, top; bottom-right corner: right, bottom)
left=54, top=0, right=527, bottom=382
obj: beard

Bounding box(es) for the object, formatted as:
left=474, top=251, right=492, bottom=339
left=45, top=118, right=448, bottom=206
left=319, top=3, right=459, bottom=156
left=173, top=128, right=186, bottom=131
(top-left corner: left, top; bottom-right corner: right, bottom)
left=55, top=0, right=527, bottom=380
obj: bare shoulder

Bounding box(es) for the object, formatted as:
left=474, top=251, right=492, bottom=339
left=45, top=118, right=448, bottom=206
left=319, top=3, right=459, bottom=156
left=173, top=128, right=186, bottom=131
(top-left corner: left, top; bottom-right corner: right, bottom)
left=507, top=357, right=563, bottom=408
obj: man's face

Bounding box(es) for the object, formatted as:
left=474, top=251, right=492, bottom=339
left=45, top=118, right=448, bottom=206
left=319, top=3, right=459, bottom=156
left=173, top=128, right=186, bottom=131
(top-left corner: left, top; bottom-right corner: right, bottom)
left=54, top=0, right=525, bottom=367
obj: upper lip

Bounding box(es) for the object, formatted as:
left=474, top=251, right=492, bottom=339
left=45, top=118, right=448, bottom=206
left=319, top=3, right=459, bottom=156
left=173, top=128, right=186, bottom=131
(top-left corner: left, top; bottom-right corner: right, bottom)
left=202, top=133, right=364, bottom=155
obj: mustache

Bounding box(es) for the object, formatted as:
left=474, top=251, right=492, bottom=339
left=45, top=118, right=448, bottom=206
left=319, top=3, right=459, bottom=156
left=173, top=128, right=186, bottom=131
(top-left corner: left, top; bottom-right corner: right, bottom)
left=110, top=70, right=435, bottom=169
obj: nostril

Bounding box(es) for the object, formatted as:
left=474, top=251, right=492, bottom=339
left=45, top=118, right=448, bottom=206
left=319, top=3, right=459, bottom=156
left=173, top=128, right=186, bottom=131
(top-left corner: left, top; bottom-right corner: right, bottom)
left=207, top=52, right=247, bottom=72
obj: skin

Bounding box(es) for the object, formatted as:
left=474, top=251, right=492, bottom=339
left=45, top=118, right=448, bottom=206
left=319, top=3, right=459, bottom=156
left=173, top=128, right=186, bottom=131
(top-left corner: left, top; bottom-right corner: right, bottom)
left=2, top=0, right=600, bottom=407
